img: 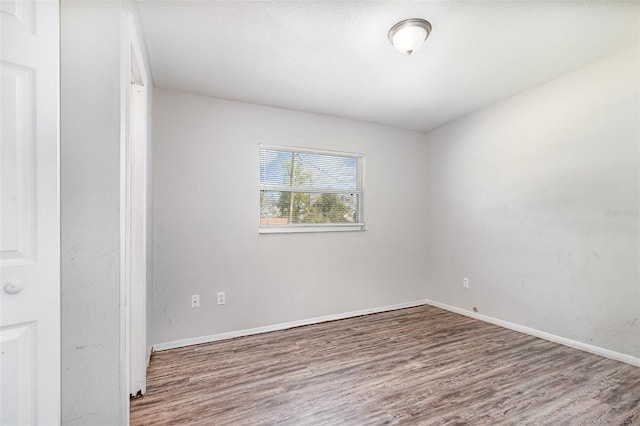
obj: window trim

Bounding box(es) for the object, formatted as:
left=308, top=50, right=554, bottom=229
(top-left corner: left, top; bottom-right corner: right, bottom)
left=259, top=144, right=365, bottom=234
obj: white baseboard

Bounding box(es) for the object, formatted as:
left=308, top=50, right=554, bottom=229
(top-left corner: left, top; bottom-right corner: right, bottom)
left=424, top=298, right=640, bottom=368
left=153, top=299, right=427, bottom=352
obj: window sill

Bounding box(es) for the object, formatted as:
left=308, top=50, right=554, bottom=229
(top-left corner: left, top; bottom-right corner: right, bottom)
left=259, top=224, right=365, bottom=234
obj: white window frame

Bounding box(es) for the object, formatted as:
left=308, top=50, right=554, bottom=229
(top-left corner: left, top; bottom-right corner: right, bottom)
left=259, top=144, right=365, bottom=234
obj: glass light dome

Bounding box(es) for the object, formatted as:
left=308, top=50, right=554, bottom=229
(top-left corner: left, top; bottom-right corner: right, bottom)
left=388, top=18, right=432, bottom=56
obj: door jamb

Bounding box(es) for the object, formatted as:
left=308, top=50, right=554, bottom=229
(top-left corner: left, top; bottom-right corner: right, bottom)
left=119, top=11, right=150, bottom=425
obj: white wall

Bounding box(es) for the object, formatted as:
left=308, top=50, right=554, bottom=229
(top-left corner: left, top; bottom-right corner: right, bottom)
left=152, top=89, right=429, bottom=346
left=61, top=1, right=153, bottom=424
left=61, top=2, right=122, bottom=424
left=423, top=46, right=640, bottom=359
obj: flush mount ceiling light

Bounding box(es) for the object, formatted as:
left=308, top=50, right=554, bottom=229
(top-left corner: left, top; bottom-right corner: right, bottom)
left=388, top=18, right=432, bottom=56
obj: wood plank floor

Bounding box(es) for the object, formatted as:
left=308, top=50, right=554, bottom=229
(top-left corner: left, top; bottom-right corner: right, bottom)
left=130, top=305, right=640, bottom=425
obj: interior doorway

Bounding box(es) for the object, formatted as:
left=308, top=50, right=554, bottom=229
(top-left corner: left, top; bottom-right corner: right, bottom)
left=121, top=12, right=150, bottom=410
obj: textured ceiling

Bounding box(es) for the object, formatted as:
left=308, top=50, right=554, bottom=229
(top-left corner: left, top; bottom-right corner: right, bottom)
left=137, top=1, right=640, bottom=132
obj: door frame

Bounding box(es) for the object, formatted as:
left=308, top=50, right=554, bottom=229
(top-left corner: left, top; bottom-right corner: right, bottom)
left=120, top=11, right=150, bottom=424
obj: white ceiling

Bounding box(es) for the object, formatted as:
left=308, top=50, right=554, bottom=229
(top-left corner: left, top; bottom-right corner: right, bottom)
left=137, top=1, right=640, bottom=132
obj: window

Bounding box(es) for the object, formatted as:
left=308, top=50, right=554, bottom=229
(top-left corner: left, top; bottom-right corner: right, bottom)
left=259, top=145, right=364, bottom=233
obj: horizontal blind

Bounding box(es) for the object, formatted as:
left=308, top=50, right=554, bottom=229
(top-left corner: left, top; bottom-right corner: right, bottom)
left=260, top=147, right=359, bottom=191
left=259, top=145, right=363, bottom=229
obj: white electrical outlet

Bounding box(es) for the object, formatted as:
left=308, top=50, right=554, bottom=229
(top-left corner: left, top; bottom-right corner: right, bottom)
left=463, top=277, right=469, bottom=288
left=217, top=292, right=225, bottom=305
left=191, top=294, right=200, bottom=308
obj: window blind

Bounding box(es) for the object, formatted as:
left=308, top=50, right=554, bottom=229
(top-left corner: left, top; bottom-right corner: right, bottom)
left=259, top=145, right=364, bottom=233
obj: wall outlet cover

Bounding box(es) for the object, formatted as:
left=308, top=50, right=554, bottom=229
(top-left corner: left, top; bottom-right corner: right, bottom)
left=191, top=294, right=200, bottom=308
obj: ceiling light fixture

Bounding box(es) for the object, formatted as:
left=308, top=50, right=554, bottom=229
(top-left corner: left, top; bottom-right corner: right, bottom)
left=388, top=18, right=432, bottom=56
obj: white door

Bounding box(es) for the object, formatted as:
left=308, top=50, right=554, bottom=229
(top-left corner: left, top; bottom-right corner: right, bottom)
left=0, top=1, right=60, bottom=425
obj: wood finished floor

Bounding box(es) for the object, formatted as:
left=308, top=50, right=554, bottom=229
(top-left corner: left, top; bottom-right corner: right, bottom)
left=130, top=305, right=640, bottom=425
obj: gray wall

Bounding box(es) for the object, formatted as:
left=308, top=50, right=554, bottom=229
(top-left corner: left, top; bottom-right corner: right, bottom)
left=61, top=1, right=153, bottom=424
left=152, top=89, right=429, bottom=345
left=423, top=46, right=639, bottom=358
left=61, top=1, right=122, bottom=424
